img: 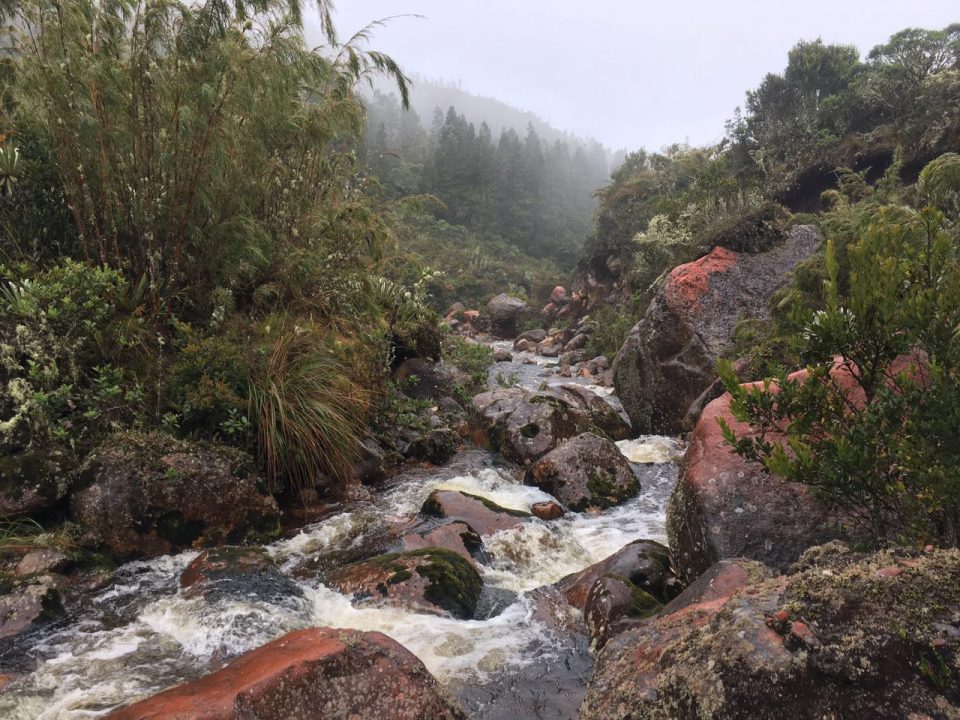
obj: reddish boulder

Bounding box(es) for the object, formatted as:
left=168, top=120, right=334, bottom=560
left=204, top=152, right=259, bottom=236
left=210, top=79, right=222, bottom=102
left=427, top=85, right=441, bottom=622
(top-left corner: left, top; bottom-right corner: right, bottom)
left=667, top=359, right=891, bottom=581
left=105, top=628, right=466, bottom=720
left=328, top=548, right=483, bottom=619
left=613, top=225, right=820, bottom=434
left=421, top=490, right=529, bottom=536
left=581, top=546, right=960, bottom=720
left=399, top=521, right=484, bottom=565
left=550, top=286, right=567, bottom=303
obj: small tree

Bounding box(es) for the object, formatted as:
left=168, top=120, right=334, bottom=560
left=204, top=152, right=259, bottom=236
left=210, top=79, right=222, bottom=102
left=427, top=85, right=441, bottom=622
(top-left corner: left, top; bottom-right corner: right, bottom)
left=719, top=154, right=960, bottom=546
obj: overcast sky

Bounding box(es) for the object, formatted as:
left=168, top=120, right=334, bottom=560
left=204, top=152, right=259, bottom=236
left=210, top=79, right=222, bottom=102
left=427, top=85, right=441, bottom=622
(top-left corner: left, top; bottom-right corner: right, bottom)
left=322, top=1, right=958, bottom=152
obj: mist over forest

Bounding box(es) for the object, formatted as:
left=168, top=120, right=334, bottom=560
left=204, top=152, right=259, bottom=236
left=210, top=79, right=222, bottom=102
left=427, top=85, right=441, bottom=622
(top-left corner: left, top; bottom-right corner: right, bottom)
left=0, top=3, right=959, bottom=719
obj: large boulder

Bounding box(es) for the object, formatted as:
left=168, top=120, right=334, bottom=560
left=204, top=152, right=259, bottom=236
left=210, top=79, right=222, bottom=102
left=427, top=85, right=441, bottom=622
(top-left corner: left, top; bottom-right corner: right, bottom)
left=179, top=546, right=303, bottom=606
left=472, top=386, right=627, bottom=465
left=667, top=367, right=870, bottom=582
left=71, top=432, right=280, bottom=558
left=613, top=224, right=820, bottom=434
left=487, top=293, right=528, bottom=337
left=557, top=539, right=677, bottom=610
left=528, top=433, right=640, bottom=511
left=327, top=548, right=484, bottom=620
left=581, top=545, right=960, bottom=720
left=105, top=628, right=466, bottom=720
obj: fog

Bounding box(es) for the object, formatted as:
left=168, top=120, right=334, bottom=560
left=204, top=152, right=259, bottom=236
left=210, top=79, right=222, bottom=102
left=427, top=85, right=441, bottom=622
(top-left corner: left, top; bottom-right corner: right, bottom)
left=317, top=0, right=959, bottom=152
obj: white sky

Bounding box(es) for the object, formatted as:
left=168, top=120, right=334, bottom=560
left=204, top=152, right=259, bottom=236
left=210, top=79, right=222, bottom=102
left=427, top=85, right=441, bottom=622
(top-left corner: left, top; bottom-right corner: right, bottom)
left=320, top=1, right=959, bottom=151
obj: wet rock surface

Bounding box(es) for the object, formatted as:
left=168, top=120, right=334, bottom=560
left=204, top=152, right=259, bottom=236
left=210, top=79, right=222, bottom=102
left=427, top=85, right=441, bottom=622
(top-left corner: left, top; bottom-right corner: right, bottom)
left=0, top=574, right=65, bottom=640
left=179, top=546, right=303, bottom=605
left=105, top=627, right=467, bottom=720
left=0, top=449, right=73, bottom=518
left=422, top=489, right=530, bottom=536
left=487, top=293, right=528, bottom=337
left=582, top=545, right=960, bottom=720
left=613, top=224, right=820, bottom=434
left=557, top=538, right=677, bottom=610
left=528, top=432, right=640, bottom=511
left=71, top=432, right=280, bottom=558
left=328, top=547, right=484, bottom=619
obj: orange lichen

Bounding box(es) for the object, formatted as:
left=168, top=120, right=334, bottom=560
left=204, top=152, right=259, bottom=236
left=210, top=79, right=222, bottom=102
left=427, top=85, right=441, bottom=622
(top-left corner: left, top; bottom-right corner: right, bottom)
left=664, top=246, right=738, bottom=311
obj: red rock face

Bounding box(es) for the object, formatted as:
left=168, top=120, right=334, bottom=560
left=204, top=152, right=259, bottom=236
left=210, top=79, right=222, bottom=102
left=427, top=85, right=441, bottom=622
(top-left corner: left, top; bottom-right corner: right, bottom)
left=530, top=501, right=565, bottom=521
left=663, top=246, right=738, bottom=312
left=667, top=385, right=852, bottom=581
left=106, top=628, right=466, bottom=720
left=613, top=225, right=821, bottom=434
left=668, top=353, right=925, bottom=581
left=422, top=490, right=529, bottom=536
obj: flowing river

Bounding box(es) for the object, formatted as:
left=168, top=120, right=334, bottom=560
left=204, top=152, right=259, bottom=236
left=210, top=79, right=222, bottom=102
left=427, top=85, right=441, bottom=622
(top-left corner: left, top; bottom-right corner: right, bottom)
left=0, top=345, right=684, bottom=720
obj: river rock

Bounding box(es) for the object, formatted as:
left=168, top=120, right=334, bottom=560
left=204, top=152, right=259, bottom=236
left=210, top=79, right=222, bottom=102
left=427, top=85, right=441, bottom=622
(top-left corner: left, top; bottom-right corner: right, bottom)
left=581, top=545, right=960, bottom=720
left=549, top=384, right=630, bottom=440
left=394, top=358, right=453, bottom=400
left=472, top=388, right=592, bottom=464
left=179, top=546, right=303, bottom=605
left=492, top=349, right=513, bottom=362
left=0, top=575, right=65, bottom=639
left=613, top=224, right=821, bottom=434
left=557, top=539, right=677, bottom=610
left=0, top=449, right=73, bottom=518
left=528, top=433, right=639, bottom=511
left=583, top=575, right=662, bottom=650
left=407, top=427, right=459, bottom=465
left=399, top=521, right=485, bottom=566
left=14, top=549, right=70, bottom=578
left=667, top=367, right=868, bottom=582
left=105, top=627, right=466, bottom=720
left=328, top=548, right=483, bottom=619
left=422, top=490, right=530, bottom=536
left=530, top=501, right=565, bottom=521
left=71, top=432, right=280, bottom=558
left=487, top=293, right=528, bottom=337
left=515, top=328, right=547, bottom=347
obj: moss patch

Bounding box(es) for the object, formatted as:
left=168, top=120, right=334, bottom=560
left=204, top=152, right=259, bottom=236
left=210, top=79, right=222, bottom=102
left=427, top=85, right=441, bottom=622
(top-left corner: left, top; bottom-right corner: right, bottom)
left=409, top=547, right=483, bottom=620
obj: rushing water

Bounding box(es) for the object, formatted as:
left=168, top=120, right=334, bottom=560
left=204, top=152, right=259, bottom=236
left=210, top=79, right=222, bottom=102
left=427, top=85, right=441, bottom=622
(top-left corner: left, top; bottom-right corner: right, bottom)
left=0, top=348, right=683, bottom=720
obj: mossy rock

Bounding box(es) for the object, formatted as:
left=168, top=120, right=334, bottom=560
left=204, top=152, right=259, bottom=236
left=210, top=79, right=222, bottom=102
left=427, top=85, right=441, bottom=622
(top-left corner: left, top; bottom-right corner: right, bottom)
left=329, top=548, right=484, bottom=620
left=70, top=432, right=279, bottom=559
left=529, top=432, right=640, bottom=511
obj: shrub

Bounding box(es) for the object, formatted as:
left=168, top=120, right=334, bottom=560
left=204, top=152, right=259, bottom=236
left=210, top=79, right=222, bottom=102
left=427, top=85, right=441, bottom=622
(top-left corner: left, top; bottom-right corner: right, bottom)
left=442, top=335, right=493, bottom=393
left=586, top=304, right=639, bottom=361
left=719, top=156, right=960, bottom=546
left=0, top=260, right=147, bottom=451
left=167, top=334, right=251, bottom=437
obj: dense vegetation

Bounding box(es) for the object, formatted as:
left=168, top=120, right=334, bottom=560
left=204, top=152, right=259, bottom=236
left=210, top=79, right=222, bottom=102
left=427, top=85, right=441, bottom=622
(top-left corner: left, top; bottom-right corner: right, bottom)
left=720, top=154, right=960, bottom=547
left=0, top=0, right=437, bottom=500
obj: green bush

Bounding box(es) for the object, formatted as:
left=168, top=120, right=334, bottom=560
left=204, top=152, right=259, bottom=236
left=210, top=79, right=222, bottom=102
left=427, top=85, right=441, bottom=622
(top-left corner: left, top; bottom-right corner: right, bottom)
left=719, top=156, right=960, bottom=546
left=167, top=334, right=250, bottom=437
left=442, top=335, right=493, bottom=393
left=586, top=304, right=639, bottom=361
left=0, top=260, right=147, bottom=452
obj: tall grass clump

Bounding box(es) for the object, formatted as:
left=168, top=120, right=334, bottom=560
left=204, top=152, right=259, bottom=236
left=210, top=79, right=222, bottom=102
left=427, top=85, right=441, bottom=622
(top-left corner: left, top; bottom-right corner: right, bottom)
left=249, top=325, right=371, bottom=493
